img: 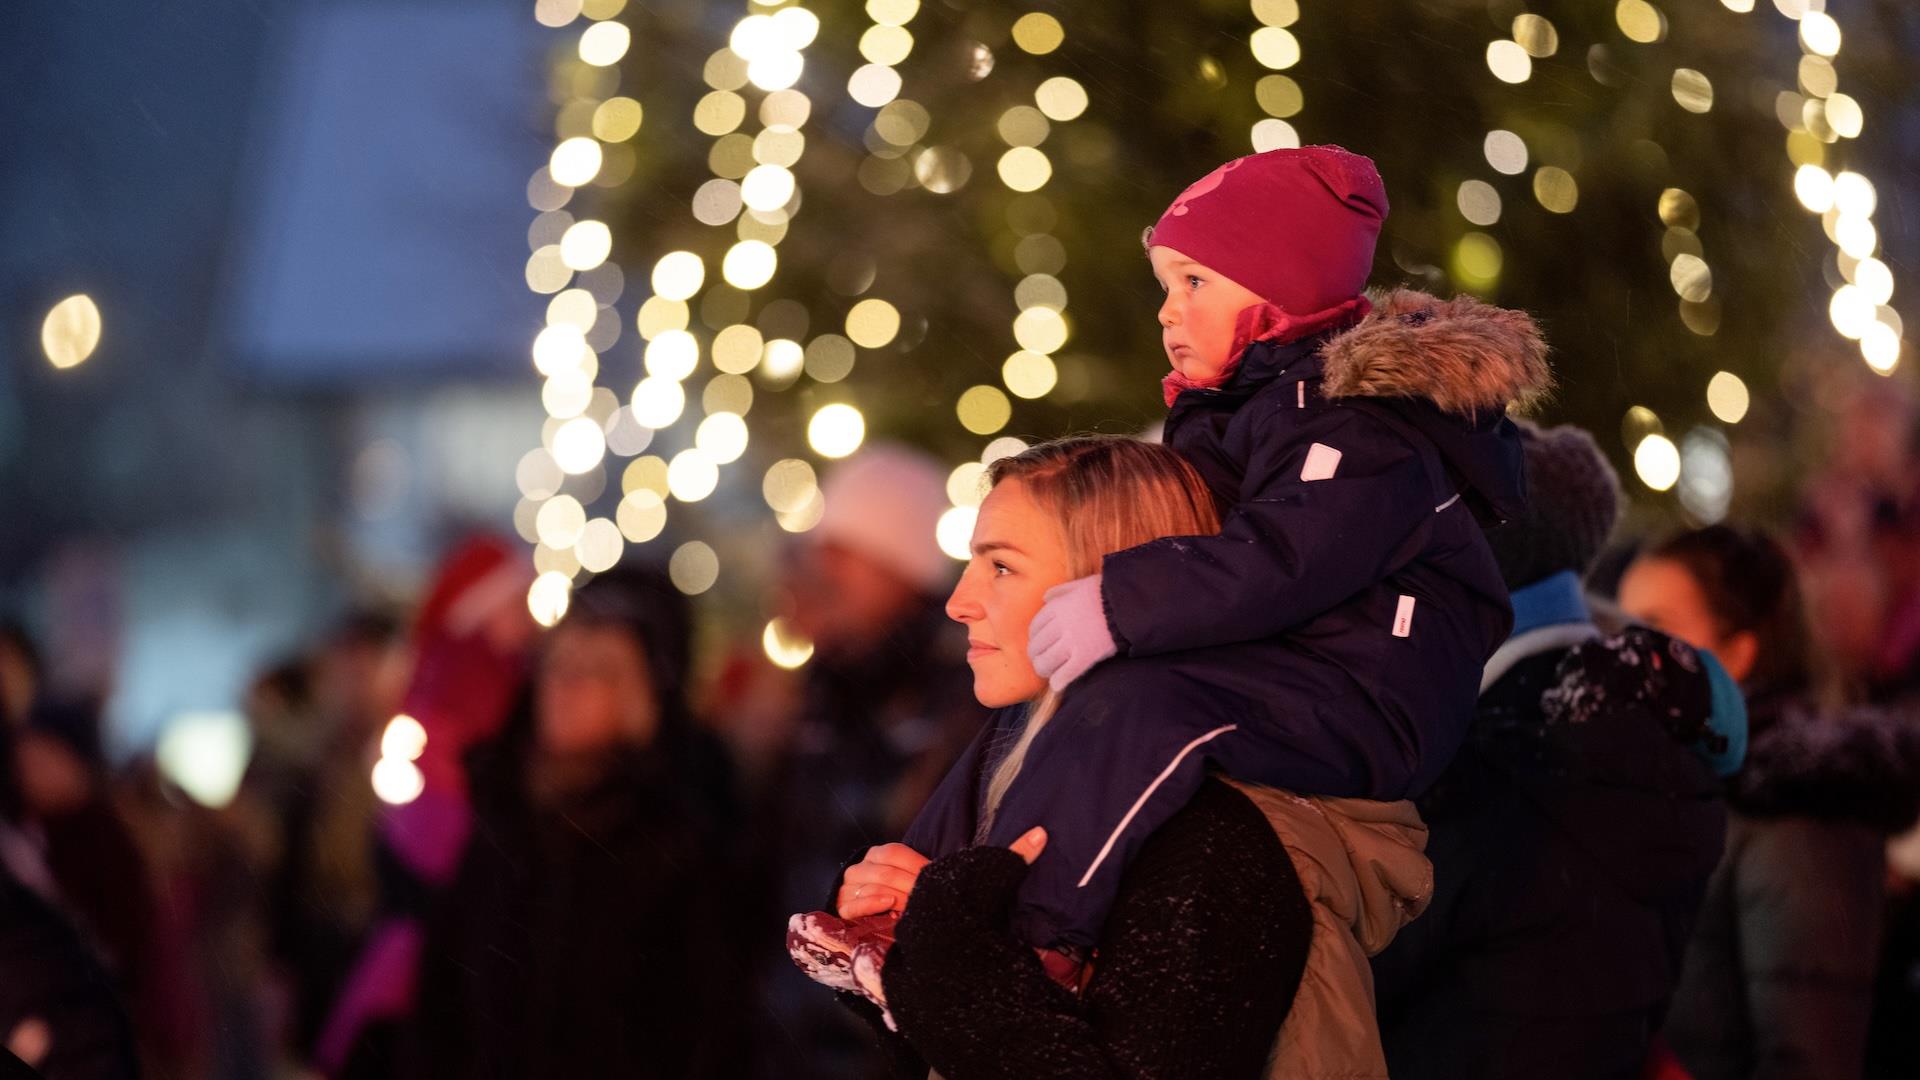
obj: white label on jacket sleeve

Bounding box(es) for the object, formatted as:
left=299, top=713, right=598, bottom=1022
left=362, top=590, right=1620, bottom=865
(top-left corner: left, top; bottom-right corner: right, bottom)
left=1393, top=594, right=1416, bottom=638
left=1300, top=442, right=1342, bottom=481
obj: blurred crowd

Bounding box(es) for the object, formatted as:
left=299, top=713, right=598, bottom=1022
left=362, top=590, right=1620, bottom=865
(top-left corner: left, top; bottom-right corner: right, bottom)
left=6, top=392, right=1920, bottom=1078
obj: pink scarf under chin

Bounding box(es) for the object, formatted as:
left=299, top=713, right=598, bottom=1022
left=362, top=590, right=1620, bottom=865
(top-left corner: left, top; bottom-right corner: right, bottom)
left=1160, top=295, right=1372, bottom=407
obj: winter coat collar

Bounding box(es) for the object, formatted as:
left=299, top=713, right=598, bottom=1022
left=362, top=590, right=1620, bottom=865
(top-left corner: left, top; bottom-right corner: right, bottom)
left=1509, top=571, right=1591, bottom=636
left=1162, top=289, right=1551, bottom=528
left=1728, top=694, right=1920, bottom=832
left=1160, top=297, right=1371, bottom=406
left=1481, top=574, right=1603, bottom=691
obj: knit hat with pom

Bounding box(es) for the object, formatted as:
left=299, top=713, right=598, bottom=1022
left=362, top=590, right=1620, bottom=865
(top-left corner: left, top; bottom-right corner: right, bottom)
left=1485, top=421, right=1623, bottom=590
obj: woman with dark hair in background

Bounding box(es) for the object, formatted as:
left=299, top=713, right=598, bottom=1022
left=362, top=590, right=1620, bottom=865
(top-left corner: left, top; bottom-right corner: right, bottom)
left=1621, top=526, right=1920, bottom=1080
left=406, top=565, right=745, bottom=1079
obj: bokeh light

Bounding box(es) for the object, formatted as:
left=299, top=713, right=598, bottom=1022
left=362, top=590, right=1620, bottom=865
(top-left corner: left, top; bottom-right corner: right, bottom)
left=936, top=506, right=978, bottom=560
left=1035, top=76, right=1089, bottom=121
left=41, top=294, right=102, bottom=370
left=848, top=64, right=903, bottom=108
left=592, top=97, right=643, bottom=142
left=1012, top=307, right=1068, bottom=354
left=651, top=251, right=706, bottom=300
left=695, top=412, right=750, bottom=464
left=576, top=518, right=624, bottom=573
left=1456, top=180, right=1502, bottom=226
left=808, top=403, right=866, bottom=458
left=1614, top=0, right=1667, bottom=44
left=763, top=618, right=815, bottom=669
left=723, top=240, right=778, bottom=290
left=645, top=329, right=700, bottom=381
left=1633, top=433, right=1681, bottom=492
left=1793, top=165, right=1834, bottom=212
left=1706, top=371, right=1750, bottom=424
left=528, top=571, right=573, bottom=628
left=559, top=219, right=612, bottom=271
left=1483, top=130, right=1528, bottom=175
left=1011, top=12, right=1064, bottom=55
left=533, top=324, right=590, bottom=376
left=997, top=147, right=1052, bottom=192
left=946, top=462, right=989, bottom=507
left=536, top=495, right=588, bottom=550
left=578, top=20, right=630, bottom=66
left=632, top=376, right=688, bottom=428
left=1862, top=323, right=1901, bottom=374
left=1251, top=27, right=1300, bottom=69
left=712, top=324, right=765, bottom=374
left=1486, top=40, right=1531, bottom=83
left=1251, top=119, right=1300, bottom=152
left=617, top=489, right=668, bottom=543
left=763, top=458, right=819, bottom=514
left=982, top=437, right=1028, bottom=464
left=1002, top=351, right=1058, bottom=399
left=1799, top=11, right=1841, bottom=56
left=669, top=541, right=720, bottom=595
left=760, top=338, right=805, bottom=382
left=372, top=757, right=426, bottom=806
left=741, top=164, right=796, bottom=211
left=667, top=448, right=720, bottom=502
left=956, top=385, right=1013, bottom=435
left=380, top=714, right=427, bottom=761
left=1532, top=166, right=1579, bottom=213
left=846, top=298, right=901, bottom=348
left=550, top=137, right=604, bottom=187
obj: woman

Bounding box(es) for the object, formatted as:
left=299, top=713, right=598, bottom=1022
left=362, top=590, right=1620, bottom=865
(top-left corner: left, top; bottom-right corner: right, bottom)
left=828, top=436, right=1431, bottom=1080
left=408, top=567, right=744, bottom=1079
left=1620, top=526, right=1920, bottom=1080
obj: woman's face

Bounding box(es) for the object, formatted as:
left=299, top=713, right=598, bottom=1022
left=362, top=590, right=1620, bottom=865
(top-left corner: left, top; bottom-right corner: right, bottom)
left=536, top=622, right=660, bottom=754
left=945, top=478, right=1073, bottom=707
left=1617, top=555, right=1756, bottom=682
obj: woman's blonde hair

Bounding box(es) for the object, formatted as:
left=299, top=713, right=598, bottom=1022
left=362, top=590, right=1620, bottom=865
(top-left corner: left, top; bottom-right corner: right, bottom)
left=978, top=435, right=1221, bottom=832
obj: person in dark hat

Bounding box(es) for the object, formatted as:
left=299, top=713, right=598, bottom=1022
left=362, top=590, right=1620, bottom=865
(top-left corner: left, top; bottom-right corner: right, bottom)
left=1371, top=421, right=1746, bottom=1080
left=407, top=565, right=746, bottom=1079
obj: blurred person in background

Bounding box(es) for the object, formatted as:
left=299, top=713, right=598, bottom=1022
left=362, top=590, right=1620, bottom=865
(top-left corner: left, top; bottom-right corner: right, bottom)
left=1372, top=423, right=1741, bottom=1080
left=0, top=623, right=182, bottom=1075
left=748, top=444, right=986, bottom=1080
left=268, top=608, right=407, bottom=1062
left=1794, top=381, right=1917, bottom=698
left=1621, top=526, right=1920, bottom=1080
left=311, top=536, right=536, bottom=1077
left=1, top=714, right=141, bottom=1080
left=407, top=564, right=744, bottom=1078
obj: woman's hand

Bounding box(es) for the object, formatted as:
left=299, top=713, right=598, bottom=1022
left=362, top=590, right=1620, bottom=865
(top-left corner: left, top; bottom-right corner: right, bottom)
left=837, top=843, right=931, bottom=918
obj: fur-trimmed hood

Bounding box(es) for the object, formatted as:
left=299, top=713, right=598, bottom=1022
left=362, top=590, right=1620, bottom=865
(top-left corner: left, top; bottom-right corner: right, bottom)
left=1322, top=289, right=1553, bottom=415
left=1730, top=696, right=1920, bottom=833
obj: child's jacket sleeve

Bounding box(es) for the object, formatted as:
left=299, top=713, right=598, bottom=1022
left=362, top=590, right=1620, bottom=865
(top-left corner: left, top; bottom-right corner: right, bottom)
left=1103, top=404, right=1441, bottom=657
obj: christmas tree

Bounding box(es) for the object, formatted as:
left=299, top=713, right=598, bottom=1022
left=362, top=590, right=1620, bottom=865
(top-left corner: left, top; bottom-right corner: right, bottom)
left=512, top=0, right=1915, bottom=620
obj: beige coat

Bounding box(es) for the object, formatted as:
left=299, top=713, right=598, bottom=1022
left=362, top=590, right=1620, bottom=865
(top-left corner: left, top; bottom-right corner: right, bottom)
left=1228, top=783, right=1434, bottom=1080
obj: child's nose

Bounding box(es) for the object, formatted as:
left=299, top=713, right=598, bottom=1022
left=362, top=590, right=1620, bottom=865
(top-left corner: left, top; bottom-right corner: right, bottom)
left=1158, top=294, right=1180, bottom=328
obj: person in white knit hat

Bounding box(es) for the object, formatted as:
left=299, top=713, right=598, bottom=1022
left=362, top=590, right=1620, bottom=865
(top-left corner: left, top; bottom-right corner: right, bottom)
left=754, top=442, right=987, bottom=1080
left=789, top=443, right=957, bottom=661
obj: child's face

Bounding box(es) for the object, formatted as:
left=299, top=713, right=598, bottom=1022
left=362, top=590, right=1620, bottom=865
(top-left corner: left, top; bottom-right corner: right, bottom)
left=945, top=478, right=1071, bottom=708
left=1149, top=245, right=1267, bottom=383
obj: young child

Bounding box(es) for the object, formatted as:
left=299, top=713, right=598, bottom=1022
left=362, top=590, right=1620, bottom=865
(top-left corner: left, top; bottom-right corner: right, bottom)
left=793, top=146, right=1552, bottom=1015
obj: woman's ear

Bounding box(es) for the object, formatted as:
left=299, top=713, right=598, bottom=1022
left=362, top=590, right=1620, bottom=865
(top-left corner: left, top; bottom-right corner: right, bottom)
left=1717, top=630, right=1759, bottom=685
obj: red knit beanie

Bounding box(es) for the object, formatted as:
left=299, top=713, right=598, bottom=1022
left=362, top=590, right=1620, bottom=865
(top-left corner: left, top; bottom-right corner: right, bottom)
left=1148, top=145, right=1388, bottom=314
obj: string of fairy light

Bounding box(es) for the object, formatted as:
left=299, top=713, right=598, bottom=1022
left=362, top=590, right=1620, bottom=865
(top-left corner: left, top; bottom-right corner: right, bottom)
left=511, top=0, right=1909, bottom=631
left=1457, top=0, right=1906, bottom=521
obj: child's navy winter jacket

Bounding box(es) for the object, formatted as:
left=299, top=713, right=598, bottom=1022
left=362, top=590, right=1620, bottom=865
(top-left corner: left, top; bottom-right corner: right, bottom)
left=907, top=289, right=1552, bottom=953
